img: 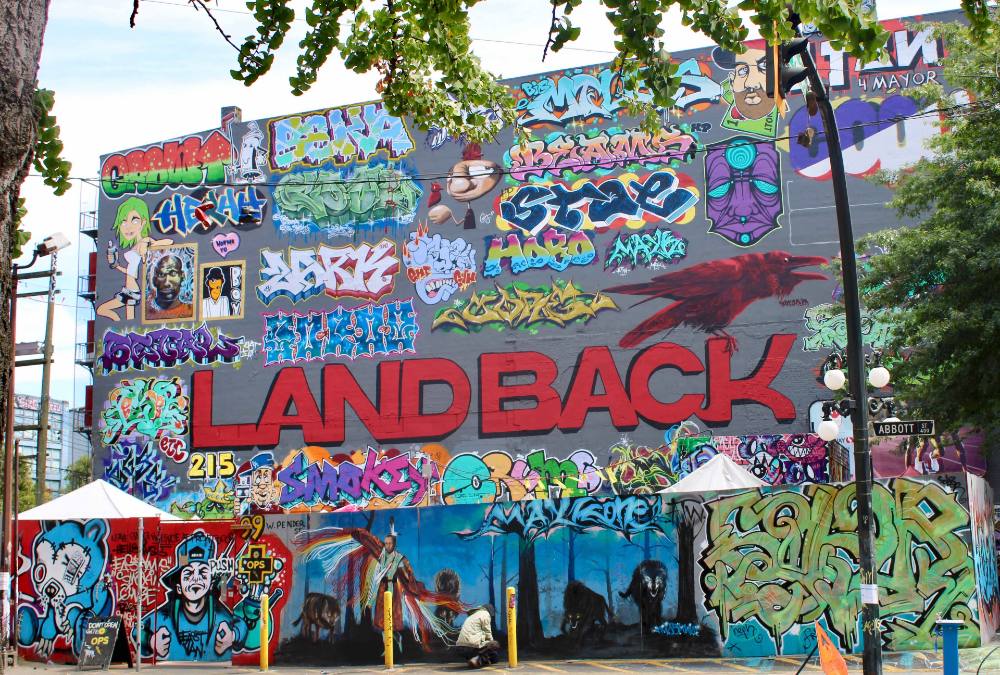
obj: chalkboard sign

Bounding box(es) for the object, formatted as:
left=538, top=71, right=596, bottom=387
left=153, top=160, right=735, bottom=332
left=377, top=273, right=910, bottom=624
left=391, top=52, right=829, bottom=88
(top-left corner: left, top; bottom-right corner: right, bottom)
left=78, top=616, right=131, bottom=670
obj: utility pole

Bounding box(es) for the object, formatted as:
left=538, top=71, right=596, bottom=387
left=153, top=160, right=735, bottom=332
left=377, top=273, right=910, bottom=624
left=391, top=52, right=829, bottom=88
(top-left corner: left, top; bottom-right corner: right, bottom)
left=766, top=29, right=883, bottom=675
left=1, top=234, right=70, bottom=657
left=35, top=252, right=58, bottom=505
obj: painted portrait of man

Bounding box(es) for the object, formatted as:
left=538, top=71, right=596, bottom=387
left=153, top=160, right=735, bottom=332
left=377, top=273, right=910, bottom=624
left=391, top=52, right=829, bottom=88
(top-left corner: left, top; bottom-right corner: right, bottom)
left=200, top=261, right=245, bottom=321
left=143, top=244, right=197, bottom=323
left=704, top=137, right=782, bottom=247
left=712, top=47, right=778, bottom=138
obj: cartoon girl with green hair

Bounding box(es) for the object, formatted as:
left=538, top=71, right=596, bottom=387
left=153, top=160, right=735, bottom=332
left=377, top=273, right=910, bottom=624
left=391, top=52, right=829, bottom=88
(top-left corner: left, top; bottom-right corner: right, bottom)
left=96, top=197, right=172, bottom=321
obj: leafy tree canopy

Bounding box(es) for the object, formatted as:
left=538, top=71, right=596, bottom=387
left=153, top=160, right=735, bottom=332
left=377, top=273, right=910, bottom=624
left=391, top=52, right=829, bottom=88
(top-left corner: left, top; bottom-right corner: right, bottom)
left=166, top=0, right=998, bottom=142
left=862, top=15, right=1000, bottom=438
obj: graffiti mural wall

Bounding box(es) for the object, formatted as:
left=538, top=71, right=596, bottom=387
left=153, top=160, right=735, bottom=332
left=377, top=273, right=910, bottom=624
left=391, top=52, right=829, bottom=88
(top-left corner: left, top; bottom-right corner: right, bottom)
left=88, top=11, right=970, bottom=518
left=15, top=476, right=996, bottom=664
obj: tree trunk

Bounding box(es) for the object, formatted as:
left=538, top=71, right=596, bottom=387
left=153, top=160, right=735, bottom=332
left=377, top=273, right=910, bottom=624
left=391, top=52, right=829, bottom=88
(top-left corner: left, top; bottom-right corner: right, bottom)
left=1, top=4, right=51, bottom=608
left=517, top=538, right=544, bottom=646
left=567, top=529, right=575, bottom=581
left=674, top=515, right=697, bottom=624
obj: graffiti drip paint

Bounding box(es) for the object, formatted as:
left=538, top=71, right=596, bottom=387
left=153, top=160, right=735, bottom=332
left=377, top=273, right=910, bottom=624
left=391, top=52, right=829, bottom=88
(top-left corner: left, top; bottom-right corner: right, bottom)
left=483, top=229, right=596, bottom=277
left=101, top=131, right=231, bottom=197
left=701, top=479, right=977, bottom=653
left=269, top=102, right=414, bottom=171
left=100, top=377, right=190, bottom=444
left=262, top=299, right=418, bottom=364
left=605, top=228, right=688, bottom=270
left=100, top=324, right=242, bottom=373
left=272, top=164, right=421, bottom=237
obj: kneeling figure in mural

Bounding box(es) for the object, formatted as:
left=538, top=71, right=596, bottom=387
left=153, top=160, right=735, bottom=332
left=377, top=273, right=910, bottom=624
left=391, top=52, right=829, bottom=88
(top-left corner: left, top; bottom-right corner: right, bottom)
left=456, top=604, right=500, bottom=668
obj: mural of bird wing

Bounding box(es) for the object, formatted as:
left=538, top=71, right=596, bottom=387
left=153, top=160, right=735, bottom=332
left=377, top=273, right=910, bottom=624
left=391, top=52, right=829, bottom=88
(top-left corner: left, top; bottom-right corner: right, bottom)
left=607, top=257, right=750, bottom=348
left=605, top=256, right=747, bottom=301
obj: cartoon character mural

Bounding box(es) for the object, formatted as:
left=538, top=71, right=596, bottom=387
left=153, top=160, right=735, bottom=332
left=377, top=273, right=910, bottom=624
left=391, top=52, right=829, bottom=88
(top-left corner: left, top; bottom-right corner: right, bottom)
left=704, top=138, right=782, bottom=247
left=711, top=47, right=778, bottom=137
left=17, top=520, right=114, bottom=661
left=427, top=143, right=501, bottom=229
left=234, top=452, right=282, bottom=516
left=138, top=530, right=243, bottom=661
left=97, top=198, right=173, bottom=322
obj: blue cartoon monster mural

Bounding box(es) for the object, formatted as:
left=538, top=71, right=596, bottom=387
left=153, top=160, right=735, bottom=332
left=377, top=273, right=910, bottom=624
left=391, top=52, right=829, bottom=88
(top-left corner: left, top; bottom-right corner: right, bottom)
left=17, top=519, right=113, bottom=660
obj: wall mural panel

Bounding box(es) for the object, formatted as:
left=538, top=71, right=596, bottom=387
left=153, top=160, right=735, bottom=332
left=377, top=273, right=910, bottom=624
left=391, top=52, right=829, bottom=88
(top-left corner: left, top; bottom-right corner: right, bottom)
left=15, top=476, right=992, bottom=665
left=82, top=9, right=993, bottom=660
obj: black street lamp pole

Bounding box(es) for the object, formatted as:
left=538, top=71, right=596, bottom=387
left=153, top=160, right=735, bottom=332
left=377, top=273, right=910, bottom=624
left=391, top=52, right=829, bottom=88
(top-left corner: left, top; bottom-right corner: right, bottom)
left=801, top=49, right=884, bottom=674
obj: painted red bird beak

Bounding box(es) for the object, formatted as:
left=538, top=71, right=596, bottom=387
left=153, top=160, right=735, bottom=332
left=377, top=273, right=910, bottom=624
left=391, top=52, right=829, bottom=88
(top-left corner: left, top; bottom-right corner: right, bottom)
left=787, top=255, right=827, bottom=282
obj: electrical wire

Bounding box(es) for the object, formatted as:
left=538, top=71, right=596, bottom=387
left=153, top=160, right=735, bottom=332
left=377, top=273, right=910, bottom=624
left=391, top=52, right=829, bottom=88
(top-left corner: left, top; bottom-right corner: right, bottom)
left=29, top=96, right=998, bottom=191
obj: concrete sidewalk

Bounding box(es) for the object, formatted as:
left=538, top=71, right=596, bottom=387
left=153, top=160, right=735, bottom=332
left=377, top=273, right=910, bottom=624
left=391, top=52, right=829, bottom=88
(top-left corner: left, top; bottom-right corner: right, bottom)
left=3, top=645, right=999, bottom=675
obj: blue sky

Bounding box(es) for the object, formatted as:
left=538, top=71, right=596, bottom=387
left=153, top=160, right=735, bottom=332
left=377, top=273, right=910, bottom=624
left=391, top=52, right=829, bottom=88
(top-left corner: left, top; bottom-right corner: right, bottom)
left=17, top=0, right=962, bottom=411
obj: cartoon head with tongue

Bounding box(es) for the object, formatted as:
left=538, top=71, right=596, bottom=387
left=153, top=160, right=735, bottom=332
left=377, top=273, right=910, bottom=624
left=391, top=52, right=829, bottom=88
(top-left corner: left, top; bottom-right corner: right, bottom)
left=402, top=227, right=478, bottom=305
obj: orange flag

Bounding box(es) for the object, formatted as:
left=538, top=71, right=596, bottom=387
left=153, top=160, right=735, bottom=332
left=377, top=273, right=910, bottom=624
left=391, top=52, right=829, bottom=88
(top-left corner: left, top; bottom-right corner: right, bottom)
left=815, top=622, right=849, bottom=675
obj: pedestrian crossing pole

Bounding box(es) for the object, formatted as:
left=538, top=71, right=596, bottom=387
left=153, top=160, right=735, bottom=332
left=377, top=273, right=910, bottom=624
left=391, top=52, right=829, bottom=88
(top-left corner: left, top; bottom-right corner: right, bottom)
left=506, top=586, right=517, bottom=668
left=384, top=591, right=394, bottom=670
left=260, top=593, right=269, bottom=671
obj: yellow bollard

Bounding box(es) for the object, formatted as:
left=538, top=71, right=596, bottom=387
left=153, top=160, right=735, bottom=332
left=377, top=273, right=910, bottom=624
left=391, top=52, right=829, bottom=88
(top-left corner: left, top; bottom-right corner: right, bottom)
left=260, top=593, right=269, bottom=672
left=506, top=586, right=517, bottom=668
left=384, top=590, right=394, bottom=670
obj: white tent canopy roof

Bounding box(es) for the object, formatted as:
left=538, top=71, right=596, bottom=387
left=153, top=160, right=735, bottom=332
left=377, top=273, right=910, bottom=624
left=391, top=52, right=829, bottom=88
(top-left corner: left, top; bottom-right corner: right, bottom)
left=658, top=453, right=768, bottom=494
left=19, top=479, right=182, bottom=521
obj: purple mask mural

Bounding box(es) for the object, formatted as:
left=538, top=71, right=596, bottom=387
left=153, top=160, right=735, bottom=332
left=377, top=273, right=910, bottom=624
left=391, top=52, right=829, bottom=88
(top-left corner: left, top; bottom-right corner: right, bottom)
left=705, top=138, right=782, bottom=247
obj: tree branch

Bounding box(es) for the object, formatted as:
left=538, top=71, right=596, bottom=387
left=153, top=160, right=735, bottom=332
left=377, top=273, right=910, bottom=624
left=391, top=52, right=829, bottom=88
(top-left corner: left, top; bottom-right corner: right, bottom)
left=130, top=0, right=140, bottom=27
left=543, top=0, right=558, bottom=62
left=189, top=0, right=240, bottom=51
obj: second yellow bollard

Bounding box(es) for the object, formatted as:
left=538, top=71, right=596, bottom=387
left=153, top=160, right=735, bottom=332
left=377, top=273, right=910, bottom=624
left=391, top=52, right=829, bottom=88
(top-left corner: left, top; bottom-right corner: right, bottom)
left=506, top=586, right=517, bottom=668
left=384, top=590, right=394, bottom=669
left=260, top=593, right=270, bottom=672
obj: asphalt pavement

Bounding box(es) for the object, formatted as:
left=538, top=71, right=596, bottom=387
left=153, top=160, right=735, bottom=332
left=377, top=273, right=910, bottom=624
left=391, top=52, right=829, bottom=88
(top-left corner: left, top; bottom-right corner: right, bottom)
left=3, top=646, right=1000, bottom=675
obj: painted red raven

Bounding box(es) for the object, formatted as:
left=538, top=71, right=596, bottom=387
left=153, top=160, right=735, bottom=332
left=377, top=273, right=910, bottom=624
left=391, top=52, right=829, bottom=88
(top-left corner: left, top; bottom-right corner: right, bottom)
left=606, top=251, right=827, bottom=351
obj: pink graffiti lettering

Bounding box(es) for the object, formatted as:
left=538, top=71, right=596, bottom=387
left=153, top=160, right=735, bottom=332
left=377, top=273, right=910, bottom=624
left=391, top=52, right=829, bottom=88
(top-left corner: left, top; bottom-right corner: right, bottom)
left=506, top=125, right=698, bottom=181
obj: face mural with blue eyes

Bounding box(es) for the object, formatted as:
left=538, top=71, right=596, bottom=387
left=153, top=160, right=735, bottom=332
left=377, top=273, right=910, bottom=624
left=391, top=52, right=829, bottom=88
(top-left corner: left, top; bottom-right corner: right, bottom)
left=704, top=137, right=782, bottom=247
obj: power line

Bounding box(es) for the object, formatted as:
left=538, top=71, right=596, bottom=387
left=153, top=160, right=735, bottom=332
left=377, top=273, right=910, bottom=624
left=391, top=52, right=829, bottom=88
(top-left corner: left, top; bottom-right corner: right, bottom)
left=32, top=96, right=996, bottom=190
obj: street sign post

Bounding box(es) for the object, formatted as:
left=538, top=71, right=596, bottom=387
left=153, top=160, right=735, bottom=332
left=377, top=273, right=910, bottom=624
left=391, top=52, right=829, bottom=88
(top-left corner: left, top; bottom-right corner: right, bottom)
left=872, top=420, right=935, bottom=437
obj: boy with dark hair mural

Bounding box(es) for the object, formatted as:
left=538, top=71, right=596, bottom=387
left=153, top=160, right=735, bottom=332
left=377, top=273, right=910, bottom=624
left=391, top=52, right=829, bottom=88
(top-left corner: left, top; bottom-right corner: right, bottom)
left=139, top=531, right=247, bottom=661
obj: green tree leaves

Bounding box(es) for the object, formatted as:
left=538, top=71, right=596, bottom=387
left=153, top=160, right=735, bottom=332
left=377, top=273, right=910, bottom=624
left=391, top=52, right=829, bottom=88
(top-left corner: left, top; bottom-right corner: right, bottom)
left=221, top=0, right=915, bottom=142
left=861, top=15, right=1000, bottom=437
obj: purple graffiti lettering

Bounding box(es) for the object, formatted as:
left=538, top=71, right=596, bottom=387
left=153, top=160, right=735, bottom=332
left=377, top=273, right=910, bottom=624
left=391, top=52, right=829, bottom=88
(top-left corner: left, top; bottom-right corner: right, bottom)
left=100, top=324, right=242, bottom=374
left=278, top=448, right=431, bottom=508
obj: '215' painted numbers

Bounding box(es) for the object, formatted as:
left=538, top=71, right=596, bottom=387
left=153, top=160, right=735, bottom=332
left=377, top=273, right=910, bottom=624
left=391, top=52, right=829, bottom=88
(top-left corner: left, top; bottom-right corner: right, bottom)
left=188, top=451, right=237, bottom=480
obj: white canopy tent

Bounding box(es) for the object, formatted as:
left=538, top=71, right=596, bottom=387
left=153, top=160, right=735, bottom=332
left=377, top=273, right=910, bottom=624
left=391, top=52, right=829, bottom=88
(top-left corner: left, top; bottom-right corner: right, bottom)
left=19, top=479, right=182, bottom=520
left=658, top=453, right=768, bottom=494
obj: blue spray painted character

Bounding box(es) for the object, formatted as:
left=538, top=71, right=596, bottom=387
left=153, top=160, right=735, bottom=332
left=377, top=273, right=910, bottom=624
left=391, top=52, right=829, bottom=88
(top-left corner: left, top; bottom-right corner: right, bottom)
left=17, top=520, right=113, bottom=660
left=139, top=531, right=247, bottom=661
